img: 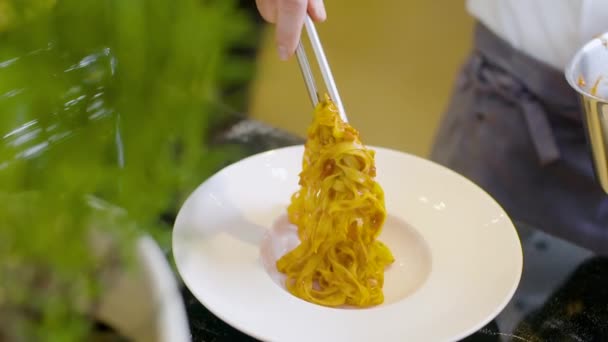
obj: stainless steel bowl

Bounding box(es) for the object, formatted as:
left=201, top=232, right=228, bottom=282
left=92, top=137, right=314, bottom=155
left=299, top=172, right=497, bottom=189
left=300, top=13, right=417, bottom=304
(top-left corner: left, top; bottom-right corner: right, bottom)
left=565, top=32, right=608, bottom=193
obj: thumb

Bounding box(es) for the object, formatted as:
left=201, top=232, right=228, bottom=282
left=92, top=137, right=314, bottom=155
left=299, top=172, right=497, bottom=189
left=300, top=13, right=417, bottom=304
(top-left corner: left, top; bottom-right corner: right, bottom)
left=276, top=0, right=307, bottom=61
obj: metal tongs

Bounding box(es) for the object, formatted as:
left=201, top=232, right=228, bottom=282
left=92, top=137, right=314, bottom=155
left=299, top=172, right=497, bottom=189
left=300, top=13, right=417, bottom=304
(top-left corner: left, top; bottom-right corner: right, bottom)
left=295, top=15, right=348, bottom=123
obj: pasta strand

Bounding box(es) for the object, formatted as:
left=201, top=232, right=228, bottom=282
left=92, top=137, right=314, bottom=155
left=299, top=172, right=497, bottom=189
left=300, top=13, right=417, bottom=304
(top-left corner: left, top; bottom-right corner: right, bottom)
left=276, top=94, right=395, bottom=307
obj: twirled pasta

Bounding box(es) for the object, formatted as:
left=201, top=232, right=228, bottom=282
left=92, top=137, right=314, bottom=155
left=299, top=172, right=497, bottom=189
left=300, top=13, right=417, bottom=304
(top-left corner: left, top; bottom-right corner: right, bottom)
left=276, top=94, right=394, bottom=307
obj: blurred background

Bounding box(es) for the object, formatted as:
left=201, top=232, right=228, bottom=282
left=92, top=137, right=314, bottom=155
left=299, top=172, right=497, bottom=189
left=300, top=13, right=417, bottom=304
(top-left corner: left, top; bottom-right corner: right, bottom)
left=0, top=1, right=603, bottom=341
left=248, top=1, right=474, bottom=157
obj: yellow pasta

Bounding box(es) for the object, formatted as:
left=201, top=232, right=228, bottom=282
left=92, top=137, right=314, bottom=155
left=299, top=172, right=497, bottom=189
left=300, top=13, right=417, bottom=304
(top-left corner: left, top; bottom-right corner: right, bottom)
left=276, top=94, right=394, bottom=307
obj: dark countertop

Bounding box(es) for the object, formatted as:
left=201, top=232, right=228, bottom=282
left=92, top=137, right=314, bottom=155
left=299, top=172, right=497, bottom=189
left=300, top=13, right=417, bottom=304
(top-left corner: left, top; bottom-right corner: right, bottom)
left=181, top=119, right=608, bottom=342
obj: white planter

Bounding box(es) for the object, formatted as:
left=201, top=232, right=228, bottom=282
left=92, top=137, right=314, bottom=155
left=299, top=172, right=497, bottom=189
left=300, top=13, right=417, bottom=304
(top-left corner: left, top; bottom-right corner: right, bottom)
left=95, top=235, right=190, bottom=342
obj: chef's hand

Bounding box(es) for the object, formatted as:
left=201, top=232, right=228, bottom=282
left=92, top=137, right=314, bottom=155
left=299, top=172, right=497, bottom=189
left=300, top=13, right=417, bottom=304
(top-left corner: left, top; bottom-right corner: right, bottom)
left=255, top=0, right=326, bottom=61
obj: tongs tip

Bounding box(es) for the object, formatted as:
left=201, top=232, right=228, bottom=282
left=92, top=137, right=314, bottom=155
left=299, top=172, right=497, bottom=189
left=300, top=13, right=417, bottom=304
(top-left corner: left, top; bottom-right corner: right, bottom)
left=296, top=15, right=348, bottom=123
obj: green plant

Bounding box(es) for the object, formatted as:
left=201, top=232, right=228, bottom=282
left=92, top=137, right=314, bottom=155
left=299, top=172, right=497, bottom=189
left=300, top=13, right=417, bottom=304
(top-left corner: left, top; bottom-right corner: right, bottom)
left=0, top=0, right=256, bottom=340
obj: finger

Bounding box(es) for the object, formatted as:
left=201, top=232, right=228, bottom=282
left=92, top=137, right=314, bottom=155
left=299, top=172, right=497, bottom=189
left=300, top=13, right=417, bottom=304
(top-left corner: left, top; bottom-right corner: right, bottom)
left=256, top=0, right=278, bottom=23
left=307, top=0, right=326, bottom=22
left=276, top=0, right=307, bottom=60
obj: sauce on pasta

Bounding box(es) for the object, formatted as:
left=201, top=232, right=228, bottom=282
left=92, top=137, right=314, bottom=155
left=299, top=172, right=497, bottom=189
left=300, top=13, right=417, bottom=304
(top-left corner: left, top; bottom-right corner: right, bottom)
left=276, top=94, right=394, bottom=307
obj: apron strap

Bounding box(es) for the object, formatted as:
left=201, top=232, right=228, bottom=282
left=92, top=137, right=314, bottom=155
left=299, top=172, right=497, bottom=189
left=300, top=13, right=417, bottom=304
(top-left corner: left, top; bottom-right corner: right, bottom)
left=466, top=23, right=579, bottom=165
left=468, top=54, right=561, bottom=165
left=473, top=23, right=580, bottom=115
left=520, top=98, right=561, bottom=165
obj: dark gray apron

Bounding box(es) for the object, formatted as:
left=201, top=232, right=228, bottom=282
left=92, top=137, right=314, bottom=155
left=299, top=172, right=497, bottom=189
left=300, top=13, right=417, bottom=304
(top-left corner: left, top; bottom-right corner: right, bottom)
left=430, top=23, right=608, bottom=255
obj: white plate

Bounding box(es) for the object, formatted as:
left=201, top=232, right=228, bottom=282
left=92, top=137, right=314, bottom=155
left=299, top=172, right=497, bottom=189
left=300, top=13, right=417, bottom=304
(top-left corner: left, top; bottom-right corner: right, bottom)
left=173, top=145, right=522, bottom=342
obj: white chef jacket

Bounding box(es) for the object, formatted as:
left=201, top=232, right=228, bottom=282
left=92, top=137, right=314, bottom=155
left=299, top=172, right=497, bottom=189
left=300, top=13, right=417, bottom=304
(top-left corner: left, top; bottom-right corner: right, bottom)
left=467, top=0, right=608, bottom=70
